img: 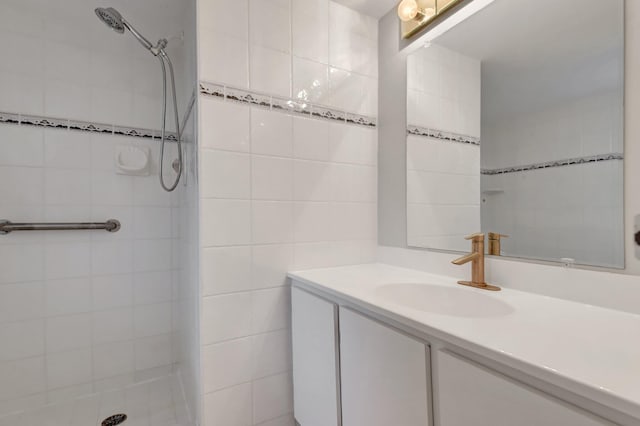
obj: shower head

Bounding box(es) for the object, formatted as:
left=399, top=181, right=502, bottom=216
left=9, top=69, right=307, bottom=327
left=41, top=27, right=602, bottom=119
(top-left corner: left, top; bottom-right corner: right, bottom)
left=95, top=7, right=125, bottom=33
left=94, top=7, right=155, bottom=52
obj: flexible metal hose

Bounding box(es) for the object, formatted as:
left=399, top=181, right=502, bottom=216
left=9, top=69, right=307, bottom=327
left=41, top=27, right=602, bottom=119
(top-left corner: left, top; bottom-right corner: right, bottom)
left=158, top=51, right=183, bottom=192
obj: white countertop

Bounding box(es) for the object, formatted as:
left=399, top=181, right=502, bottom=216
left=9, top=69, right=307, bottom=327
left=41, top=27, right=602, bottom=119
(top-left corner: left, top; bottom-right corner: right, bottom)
left=288, top=263, right=640, bottom=421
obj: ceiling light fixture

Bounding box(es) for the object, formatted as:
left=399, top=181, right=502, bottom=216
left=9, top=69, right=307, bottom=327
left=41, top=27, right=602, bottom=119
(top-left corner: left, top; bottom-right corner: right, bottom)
left=398, top=0, right=466, bottom=39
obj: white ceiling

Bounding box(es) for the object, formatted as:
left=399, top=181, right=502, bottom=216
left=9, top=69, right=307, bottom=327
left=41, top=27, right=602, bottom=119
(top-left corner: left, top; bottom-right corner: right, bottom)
left=433, top=0, right=624, bottom=122
left=333, top=0, right=398, bottom=18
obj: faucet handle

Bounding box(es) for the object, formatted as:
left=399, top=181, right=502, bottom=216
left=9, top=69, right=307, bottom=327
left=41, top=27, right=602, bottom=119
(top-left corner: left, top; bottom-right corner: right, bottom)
left=464, top=232, right=485, bottom=242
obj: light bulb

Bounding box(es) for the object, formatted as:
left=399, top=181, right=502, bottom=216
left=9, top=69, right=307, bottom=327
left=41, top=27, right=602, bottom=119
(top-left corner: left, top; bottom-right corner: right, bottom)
left=423, top=7, right=435, bottom=18
left=397, top=0, right=419, bottom=22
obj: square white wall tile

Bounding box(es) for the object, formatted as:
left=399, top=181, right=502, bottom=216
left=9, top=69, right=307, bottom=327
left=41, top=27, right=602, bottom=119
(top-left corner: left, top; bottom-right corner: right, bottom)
left=293, top=117, right=329, bottom=161
left=134, top=334, right=172, bottom=371
left=200, top=98, right=251, bottom=152
left=202, top=293, right=252, bottom=344
left=250, top=108, right=293, bottom=157
left=46, top=314, right=92, bottom=353
left=0, top=166, right=44, bottom=205
left=0, top=282, right=45, bottom=323
left=201, top=199, right=252, bottom=247
left=201, top=150, right=251, bottom=199
left=293, top=160, right=332, bottom=201
left=251, top=287, right=290, bottom=335
left=249, top=0, right=291, bottom=54
left=93, top=341, right=134, bottom=380
left=251, top=244, right=293, bottom=290
left=202, top=246, right=253, bottom=296
left=199, top=30, right=249, bottom=89
left=202, top=338, right=252, bottom=393
left=0, top=320, right=44, bottom=362
left=252, top=372, right=293, bottom=425
left=199, top=0, right=249, bottom=39
left=92, top=275, right=133, bottom=311
left=293, top=202, right=331, bottom=242
left=250, top=46, right=291, bottom=98
left=134, top=303, right=172, bottom=338
left=251, top=201, right=293, bottom=244
left=134, top=271, right=173, bottom=305
left=46, top=348, right=92, bottom=389
left=252, top=156, right=293, bottom=201
left=251, top=329, right=291, bottom=380
left=0, top=126, right=44, bottom=167
left=292, top=58, right=329, bottom=104
left=292, top=0, right=329, bottom=64
left=203, top=383, right=253, bottom=426
left=0, top=245, right=44, bottom=284
left=0, top=357, right=46, bottom=401
left=92, top=307, right=134, bottom=345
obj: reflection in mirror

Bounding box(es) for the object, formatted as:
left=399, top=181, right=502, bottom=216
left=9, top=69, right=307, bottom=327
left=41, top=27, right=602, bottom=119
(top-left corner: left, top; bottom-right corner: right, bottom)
left=406, top=0, right=624, bottom=268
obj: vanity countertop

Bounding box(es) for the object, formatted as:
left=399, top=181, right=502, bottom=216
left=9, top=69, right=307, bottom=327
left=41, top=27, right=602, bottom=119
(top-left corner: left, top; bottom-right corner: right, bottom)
left=288, top=263, right=640, bottom=421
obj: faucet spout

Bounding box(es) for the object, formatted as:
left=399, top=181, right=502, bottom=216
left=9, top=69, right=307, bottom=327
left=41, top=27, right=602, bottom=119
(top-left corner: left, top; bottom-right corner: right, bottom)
left=451, top=252, right=480, bottom=265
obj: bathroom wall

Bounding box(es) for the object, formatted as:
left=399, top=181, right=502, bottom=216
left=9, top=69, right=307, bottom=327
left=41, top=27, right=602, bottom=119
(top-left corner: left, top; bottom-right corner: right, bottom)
left=406, top=45, right=481, bottom=251
left=482, top=91, right=624, bottom=267
left=0, top=0, right=193, bottom=416
left=196, top=0, right=379, bottom=424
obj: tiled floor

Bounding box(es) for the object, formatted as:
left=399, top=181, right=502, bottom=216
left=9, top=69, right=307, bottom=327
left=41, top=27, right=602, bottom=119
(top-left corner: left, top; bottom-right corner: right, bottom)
left=0, top=375, right=192, bottom=426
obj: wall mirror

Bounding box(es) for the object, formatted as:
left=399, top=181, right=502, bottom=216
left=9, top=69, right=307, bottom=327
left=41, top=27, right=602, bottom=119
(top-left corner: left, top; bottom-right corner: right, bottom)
left=406, top=0, right=624, bottom=268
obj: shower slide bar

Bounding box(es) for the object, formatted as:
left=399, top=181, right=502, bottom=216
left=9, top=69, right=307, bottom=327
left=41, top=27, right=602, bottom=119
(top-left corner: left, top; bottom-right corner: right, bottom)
left=0, top=219, right=121, bottom=235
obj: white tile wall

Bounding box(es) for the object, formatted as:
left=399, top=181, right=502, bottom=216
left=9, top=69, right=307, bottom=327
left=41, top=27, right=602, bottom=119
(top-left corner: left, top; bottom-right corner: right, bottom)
left=0, top=0, right=196, bottom=418
left=406, top=43, right=482, bottom=252
left=198, top=97, right=377, bottom=424
left=481, top=91, right=623, bottom=170
left=197, top=1, right=378, bottom=417
left=0, top=128, right=182, bottom=417
left=407, top=44, right=480, bottom=137
left=481, top=91, right=624, bottom=267
left=198, top=0, right=378, bottom=116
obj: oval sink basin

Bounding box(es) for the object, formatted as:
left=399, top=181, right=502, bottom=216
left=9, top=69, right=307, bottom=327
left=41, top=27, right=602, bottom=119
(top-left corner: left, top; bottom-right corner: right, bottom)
left=375, top=283, right=514, bottom=318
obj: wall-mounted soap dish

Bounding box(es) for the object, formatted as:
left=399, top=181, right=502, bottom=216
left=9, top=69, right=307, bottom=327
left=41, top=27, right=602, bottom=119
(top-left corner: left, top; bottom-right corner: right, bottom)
left=115, top=145, right=150, bottom=176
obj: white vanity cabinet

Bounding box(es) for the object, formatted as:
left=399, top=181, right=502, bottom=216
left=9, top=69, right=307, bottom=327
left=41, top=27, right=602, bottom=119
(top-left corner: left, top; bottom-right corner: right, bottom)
left=291, top=282, right=622, bottom=426
left=435, top=351, right=613, bottom=426
left=339, top=307, right=431, bottom=426
left=291, top=288, right=340, bottom=426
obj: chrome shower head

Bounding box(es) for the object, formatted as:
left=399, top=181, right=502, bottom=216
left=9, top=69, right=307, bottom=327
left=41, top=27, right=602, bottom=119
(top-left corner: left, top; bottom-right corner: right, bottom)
left=95, top=7, right=156, bottom=52
left=95, top=7, right=125, bottom=33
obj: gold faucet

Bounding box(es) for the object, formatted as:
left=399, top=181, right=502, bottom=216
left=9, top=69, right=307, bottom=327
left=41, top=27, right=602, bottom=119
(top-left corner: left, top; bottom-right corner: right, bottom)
left=488, top=232, right=508, bottom=256
left=451, top=233, right=501, bottom=291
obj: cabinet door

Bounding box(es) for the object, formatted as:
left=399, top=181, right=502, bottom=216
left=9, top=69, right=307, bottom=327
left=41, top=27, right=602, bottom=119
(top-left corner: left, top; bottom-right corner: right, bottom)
left=435, top=351, right=613, bottom=426
left=340, top=307, right=431, bottom=426
left=291, top=287, right=340, bottom=426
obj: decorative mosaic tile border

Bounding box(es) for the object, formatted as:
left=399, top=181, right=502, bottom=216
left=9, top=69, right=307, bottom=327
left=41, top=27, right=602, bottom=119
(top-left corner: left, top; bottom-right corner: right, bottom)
left=407, top=125, right=480, bottom=146
left=481, top=153, right=624, bottom=175
left=0, top=111, right=178, bottom=141
left=199, top=81, right=377, bottom=128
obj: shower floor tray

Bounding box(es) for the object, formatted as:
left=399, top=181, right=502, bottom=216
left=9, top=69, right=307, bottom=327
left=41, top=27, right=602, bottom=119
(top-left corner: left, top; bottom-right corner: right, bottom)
left=0, top=374, right=192, bottom=426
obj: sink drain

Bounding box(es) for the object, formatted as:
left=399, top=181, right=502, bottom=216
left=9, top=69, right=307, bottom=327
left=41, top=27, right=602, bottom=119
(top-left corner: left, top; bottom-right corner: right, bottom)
left=102, top=414, right=127, bottom=426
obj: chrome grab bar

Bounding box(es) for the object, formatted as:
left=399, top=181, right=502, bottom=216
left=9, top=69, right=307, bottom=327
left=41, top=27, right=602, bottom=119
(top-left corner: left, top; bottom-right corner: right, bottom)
left=0, top=219, right=121, bottom=235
